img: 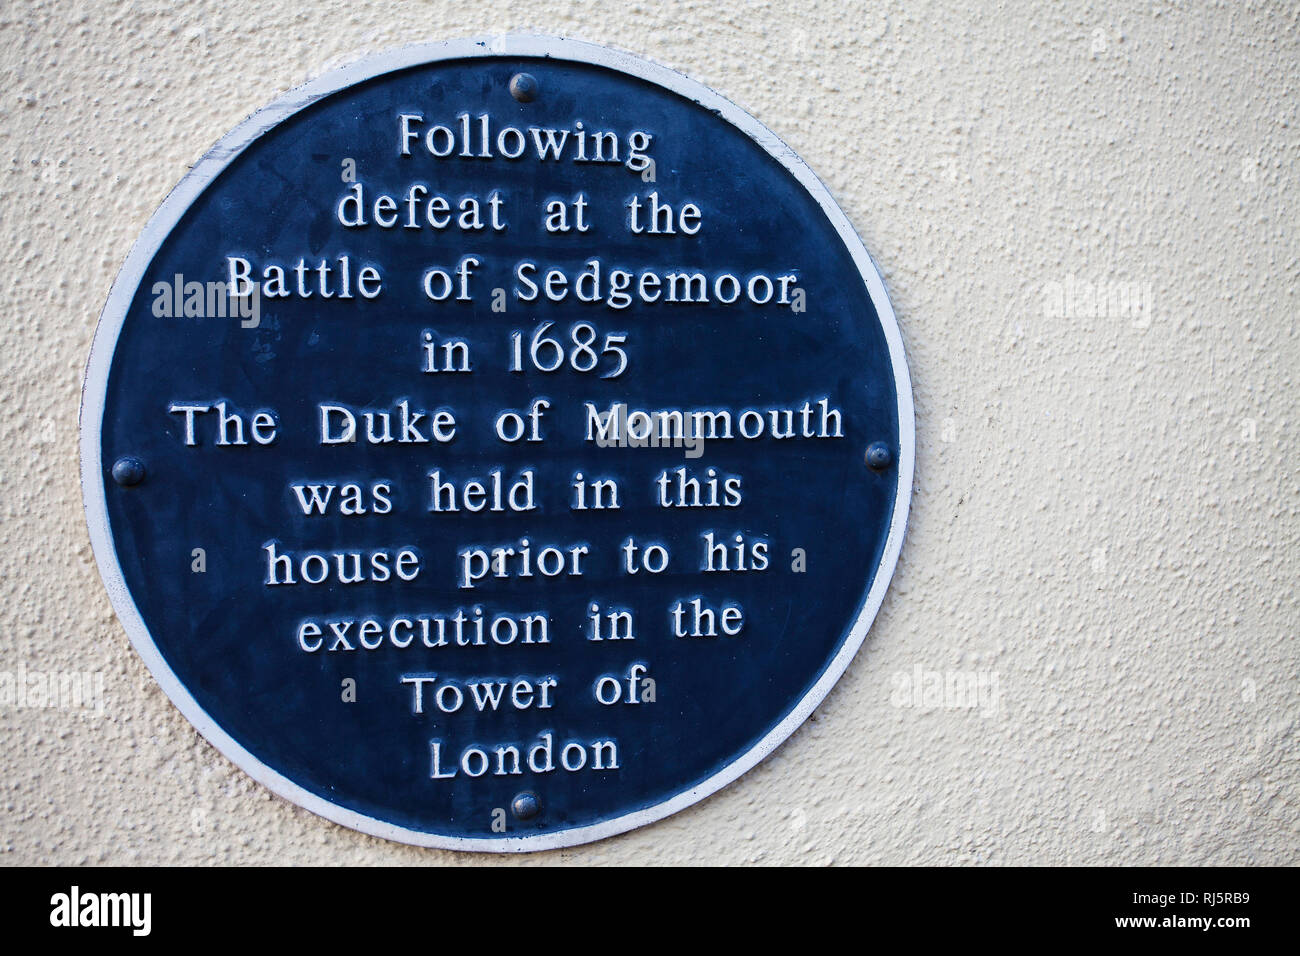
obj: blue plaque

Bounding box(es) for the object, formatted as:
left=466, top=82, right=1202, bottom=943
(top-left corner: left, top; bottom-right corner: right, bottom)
left=80, top=37, right=914, bottom=850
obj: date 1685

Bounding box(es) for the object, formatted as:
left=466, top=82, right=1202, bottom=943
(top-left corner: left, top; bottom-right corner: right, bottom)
left=511, top=322, right=628, bottom=378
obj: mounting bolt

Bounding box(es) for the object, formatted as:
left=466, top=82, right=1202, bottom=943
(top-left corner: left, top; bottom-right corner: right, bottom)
left=509, top=72, right=538, bottom=103
left=865, top=442, right=892, bottom=471
left=511, top=791, right=540, bottom=820
left=112, top=456, right=146, bottom=487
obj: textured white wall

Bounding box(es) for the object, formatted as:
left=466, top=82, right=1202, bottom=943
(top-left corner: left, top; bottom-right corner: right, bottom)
left=1, top=0, right=1296, bottom=865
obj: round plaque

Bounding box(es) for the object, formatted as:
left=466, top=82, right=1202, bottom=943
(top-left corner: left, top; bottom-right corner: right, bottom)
left=80, top=37, right=913, bottom=850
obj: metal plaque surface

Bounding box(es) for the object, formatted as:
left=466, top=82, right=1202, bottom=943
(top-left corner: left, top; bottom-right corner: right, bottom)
left=80, top=37, right=914, bottom=851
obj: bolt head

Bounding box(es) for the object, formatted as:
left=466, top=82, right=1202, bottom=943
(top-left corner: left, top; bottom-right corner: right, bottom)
left=511, top=791, right=540, bottom=820
left=509, top=72, right=538, bottom=102
left=112, top=456, right=146, bottom=486
left=866, top=442, right=892, bottom=471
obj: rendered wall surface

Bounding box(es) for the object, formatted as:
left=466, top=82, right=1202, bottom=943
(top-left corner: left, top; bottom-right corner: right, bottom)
left=0, top=0, right=1296, bottom=865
